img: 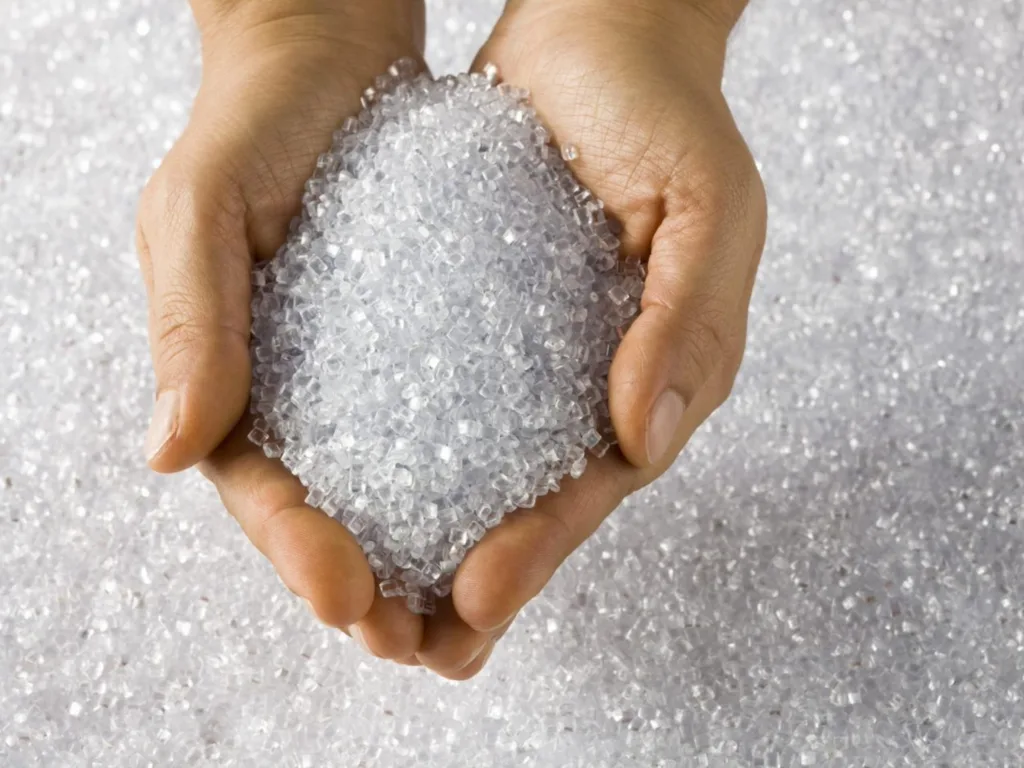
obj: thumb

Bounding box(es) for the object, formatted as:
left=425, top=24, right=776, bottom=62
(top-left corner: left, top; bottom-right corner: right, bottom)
left=136, top=150, right=252, bottom=473
left=609, top=159, right=765, bottom=470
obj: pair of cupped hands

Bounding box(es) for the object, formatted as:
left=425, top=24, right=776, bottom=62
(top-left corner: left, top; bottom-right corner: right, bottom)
left=138, top=0, right=765, bottom=679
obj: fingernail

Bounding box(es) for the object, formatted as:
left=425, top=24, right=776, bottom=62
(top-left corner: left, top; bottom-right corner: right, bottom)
left=646, top=389, right=685, bottom=465
left=144, top=390, right=180, bottom=462
left=349, top=625, right=375, bottom=657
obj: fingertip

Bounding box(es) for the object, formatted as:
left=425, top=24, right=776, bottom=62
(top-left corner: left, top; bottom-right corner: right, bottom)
left=268, top=508, right=376, bottom=628
left=435, top=640, right=495, bottom=682
left=351, top=594, right=425, bottom=660
left=454, top=587, right=515, bottom=636
left=309, top=582, right=375, bottom=630
left=203, top=424, right=376, bottom=630
left=453, top=513, right=564, bottom=632
left=393, top=655, right=423, bottom=667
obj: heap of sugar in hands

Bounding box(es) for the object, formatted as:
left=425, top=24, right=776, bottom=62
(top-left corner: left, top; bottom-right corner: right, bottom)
left=248, top=59, right=643, bottom=614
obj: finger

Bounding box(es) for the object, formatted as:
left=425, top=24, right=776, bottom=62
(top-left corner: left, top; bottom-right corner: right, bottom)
left=453, top=454, right=635, bottom=633
left=609, top=154, right=766, bottom=469
left=415, top=598, right=493, bottom=679
left=337, top=626, right=422, bottom=665
left=138, top=155, right=253, bottom=473
left=200, top=419, right=376, bottom=628
left=492, top=613, right=517, bottom=644
left=349, top=593, right=425, bottom=661
left=443, top=639, right=495, bottom=682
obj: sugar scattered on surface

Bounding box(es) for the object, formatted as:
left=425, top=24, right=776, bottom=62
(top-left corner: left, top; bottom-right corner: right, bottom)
left=1, top=0, right=1023, bottom=765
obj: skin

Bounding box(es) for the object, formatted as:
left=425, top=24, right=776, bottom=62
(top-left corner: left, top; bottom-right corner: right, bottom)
left=137, top=0, right=766, bottom=679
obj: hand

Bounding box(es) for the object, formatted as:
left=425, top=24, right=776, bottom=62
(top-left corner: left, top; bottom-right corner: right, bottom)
left=410, top=0, right=766, bottom=676
left=137, top=1, right=430, bottom=662
left=139, top=0, right=766, bottom=681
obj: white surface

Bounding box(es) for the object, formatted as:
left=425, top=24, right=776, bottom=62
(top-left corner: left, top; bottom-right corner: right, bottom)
left=2, top=1, right=1023, bottom=765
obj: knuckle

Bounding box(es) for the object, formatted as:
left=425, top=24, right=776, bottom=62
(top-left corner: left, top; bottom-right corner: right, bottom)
left=710, top=321, right=747, bottom=409
left=151, top=281, right=249, bottom=374
left=243, top=468, right=301, bottom=542
left=679, top=306, right=741, bottom=394
left=134, top=220, right=149, bottom=262
left=748, top=170, right=769, bottom=255
left=140, top=161, right=197, bottom=226
left=137, top=167, right=164, bottom=220
left=138, top=149, right=243, bottom=248
left=726, top=157, right=767, bottom=243
left=714, top=347, right=745, bottom=408
left=725, top=156, right=761, bottom=213
left=156, top=175, right=212, bottom=237
left=680, top=320, right=724, bottom=388
left=672, top=138, right=764, bottom=231
left=670, top=161, right=727, bottom=226
left=136, top=172, right=164, bottom=260
left=152, top=288, right=212, bottom=368
left=135, top=220, right=153, bottom=288
left=457, top=584, right=507, bottom=633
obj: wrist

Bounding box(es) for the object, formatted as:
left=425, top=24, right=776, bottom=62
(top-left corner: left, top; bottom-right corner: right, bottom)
left=513, top=0, right=736, bottom=86
left=505, top=0, right=738, bottom=49
left=193, top=0, right=426, bottom=56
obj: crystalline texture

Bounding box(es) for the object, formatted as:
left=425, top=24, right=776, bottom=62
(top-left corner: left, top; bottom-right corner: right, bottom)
left=248, top=61, right=643, bottom=613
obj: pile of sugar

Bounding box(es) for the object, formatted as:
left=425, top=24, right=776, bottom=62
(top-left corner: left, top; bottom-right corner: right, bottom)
left=248, top=60, right=642, bottom=612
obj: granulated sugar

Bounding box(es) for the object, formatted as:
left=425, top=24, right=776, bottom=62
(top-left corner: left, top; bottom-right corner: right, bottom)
left=1, top=1, right=1022, bottom=765
left=249, top=62, right=640, bottom=611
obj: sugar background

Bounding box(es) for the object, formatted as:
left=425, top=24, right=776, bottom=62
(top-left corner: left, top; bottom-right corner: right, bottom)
left=1, top=1, right=1022, bottom=765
